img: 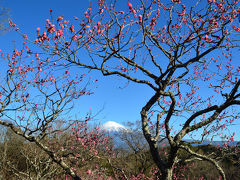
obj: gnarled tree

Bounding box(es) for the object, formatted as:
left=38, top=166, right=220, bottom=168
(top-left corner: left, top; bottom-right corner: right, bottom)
left=11, top=0, right=240, bottom=179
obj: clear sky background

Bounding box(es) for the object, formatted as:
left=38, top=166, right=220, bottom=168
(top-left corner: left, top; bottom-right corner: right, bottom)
left=0, top=0, right=154, bottom=126
left=0, top=0, right=239, bottom=141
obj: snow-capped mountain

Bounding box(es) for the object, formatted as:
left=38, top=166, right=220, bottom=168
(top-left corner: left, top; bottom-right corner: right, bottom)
left=100, top=121, right=131, bottom=149
left=100, top=121, right=168, bottom=149
left=100, top=121, right=127, bottom=132
left=100, top=121, right=239, bottom=149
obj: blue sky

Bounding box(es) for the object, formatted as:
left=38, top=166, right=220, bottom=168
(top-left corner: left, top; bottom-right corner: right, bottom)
left=0, top=0, right=154, bottom=125
left=0, top=0, right=239, bottom=141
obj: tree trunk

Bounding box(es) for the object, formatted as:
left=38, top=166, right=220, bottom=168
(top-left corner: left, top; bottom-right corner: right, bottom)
left=161, top=167, right=174, bottom=180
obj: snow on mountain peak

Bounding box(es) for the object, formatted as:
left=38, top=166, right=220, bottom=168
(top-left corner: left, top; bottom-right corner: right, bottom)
left=101, top=121, right=127, bottom=132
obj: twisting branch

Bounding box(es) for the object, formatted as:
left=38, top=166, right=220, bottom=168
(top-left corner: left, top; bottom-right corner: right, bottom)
left=179, top=145, right=226, bottom=180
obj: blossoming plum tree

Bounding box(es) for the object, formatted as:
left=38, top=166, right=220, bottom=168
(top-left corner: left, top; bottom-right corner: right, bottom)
left=9, top=0, right=240, bottom=179
left=0, top=43, right=114, bottom=179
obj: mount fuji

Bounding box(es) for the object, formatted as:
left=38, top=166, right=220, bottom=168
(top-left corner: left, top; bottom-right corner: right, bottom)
left=100, top=121, right=239, bottom=149
left=100, top=121, right=131, bottom=148
left=100, top=121, right=128, bottom=132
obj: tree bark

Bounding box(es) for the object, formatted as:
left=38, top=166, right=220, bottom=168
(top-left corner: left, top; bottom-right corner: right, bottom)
left=161, top=168, right=174, bottom=180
